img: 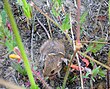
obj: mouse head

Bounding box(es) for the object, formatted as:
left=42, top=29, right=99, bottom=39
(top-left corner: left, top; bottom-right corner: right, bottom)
left=43, top=54, right=63, bottom=78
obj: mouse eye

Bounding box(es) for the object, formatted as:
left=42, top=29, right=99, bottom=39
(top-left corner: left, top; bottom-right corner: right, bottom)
left=43, top=65, right=44, bottom=69
left=51, top=70, right=55, bottom=74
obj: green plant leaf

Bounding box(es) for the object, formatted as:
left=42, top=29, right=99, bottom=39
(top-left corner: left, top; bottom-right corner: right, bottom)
left=90, top=60, right=94, bottom=67
left=91, top=76, right=95, bottom=82
left=80, top=11, right=88, bottom=25
left=57, top=0, right=62, bottom=6
left=52, top=7, right=59, bottom=17
left=0, top=15, right=2, bottom=27
left=0, top=26, right=4, bottom=39
left=4, top=28, right=16, bottom=52
left=1, top=10, right=7, bottom=25
left=4, top=27, right=11, bottom=37
left=83, top=72, right=91, bottom=78
left=86, top=44, right=93, bottom=53
left=61, top=14, right=70, bottom=31
left=5, top=39, right=13, bottom=52
left=92, top=43, right=105, bottom=53
left=85, top=72, right=91, bottom=77
left=68, top=75, right=77, bottom=83
left=11, top=62, right=27, bottom=76
left=22, top=3, right=32, bottom=19
left=86, top=39, right=105, bottom=53
left=83, top=76, right=89, bottom=79
left=92, top=66, right=100, bottom=77
left=56, top=87, right=61, bottom=89
left=98, top=69, right=106, bottom=77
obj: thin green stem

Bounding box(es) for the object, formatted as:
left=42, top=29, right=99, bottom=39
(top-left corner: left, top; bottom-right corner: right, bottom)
left=3, top=0, right=39, bottom=89
left=62, top=50, right=77, bottom=89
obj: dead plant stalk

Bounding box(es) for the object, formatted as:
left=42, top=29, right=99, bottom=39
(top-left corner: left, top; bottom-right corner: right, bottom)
left=76, top=0, right=84, bottom=88
left=76, top=0, right=81, bottom=43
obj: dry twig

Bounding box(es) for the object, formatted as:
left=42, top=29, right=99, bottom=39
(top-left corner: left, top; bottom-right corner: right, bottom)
left=36, top=17, right=51, bottom=39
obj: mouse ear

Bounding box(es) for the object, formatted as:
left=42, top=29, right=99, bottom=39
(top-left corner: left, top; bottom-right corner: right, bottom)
left=48, top=53, right=56, bottom=56
left=58, top=52, right=65, bottom=56
left=61, top=58, right=68, bottom=65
